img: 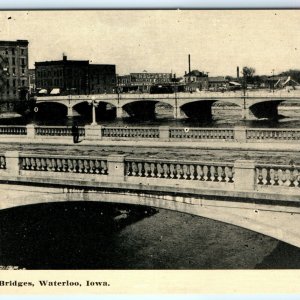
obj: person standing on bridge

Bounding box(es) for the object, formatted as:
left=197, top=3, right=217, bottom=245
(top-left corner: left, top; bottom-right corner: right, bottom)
left=72, top=121, right=79, bottom=143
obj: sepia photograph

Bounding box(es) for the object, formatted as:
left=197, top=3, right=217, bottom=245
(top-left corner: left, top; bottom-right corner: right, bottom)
left=1, top=9, right=300, bottom=276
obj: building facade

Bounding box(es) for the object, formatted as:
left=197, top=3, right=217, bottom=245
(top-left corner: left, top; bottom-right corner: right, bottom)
left=184, top=70, right=208, bottom=91
left=0, top=39, right=29, bottom=111
left=35, top=55, right=116, bottom=95
left=28, top=68, right=36, bottom=94
left=117, top=71, right=172, bottom=93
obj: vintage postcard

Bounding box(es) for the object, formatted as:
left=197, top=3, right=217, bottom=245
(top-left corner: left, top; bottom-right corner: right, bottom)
left=0, top=9, right=300, bottom=295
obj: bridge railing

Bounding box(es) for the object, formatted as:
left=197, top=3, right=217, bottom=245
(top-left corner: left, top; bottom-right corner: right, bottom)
left=35, top=125, right=85, bottom=137
left=18, top=153, right=108, bottom=175
left=1, top=151, right=299, bottom=196
left=35, top=89, right=300, bottom=101
left=256, top=163, right=300, bottom=188
left=1, top=124, right=300, bottom=143
left=246, top=128, right=300, bottom=141
left=102, top=126, right=160, bottom=139
left=125, top=157, right=234, bottom=183
left=0, top=125, right=27, bottom=136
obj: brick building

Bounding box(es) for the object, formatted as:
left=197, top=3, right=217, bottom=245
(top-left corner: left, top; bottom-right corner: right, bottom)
left=0, top=39, right=29, bottom=111
left=35, top=55, right=116, bottom=95
left=117, top=71, right=172, bottom=93
left=184, top=70, right=208, bottom=91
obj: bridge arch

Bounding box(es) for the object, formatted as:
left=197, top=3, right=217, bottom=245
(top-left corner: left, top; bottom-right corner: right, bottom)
left=72, top=101, right=117, bottom=120
left=2, top=183, right=300, bottom=248
left=247, top=100, right=283, bottom=119
left=34, top=101, right=68, bottom=119
left=121, top=100, right=174, bottom=119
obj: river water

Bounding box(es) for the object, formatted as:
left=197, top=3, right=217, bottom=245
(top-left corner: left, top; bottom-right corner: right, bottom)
left=1, top=202, right=300, bottom=270
left=2, top=104, right=300, bottom=129
left=1, top=105, right=300, bottom=269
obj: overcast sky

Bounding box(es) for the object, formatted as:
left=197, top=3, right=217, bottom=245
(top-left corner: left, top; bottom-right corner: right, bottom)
left=1, top=10, right=300, bottom=77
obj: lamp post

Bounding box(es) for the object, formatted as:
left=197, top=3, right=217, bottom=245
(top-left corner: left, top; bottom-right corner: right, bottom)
left=242, top=70, right=247, bottom=120
left=89, top=96, right=98, bottom=126
left=272, top=69, right=275, bottom=93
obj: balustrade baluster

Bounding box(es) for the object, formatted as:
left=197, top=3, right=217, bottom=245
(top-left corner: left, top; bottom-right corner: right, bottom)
left=265, top=168, right=271, bottom=185
left=83, top=159, right=90, bottom=173
left=227, top=167, right=234, bottom=183
left=25, top=157, right=31, bottom=170
left=78, top=159, right=84, bottom=173
left=157, top=163, right=163, bottom=178
left=144, top=162, right=151, bottom=177
left=89, top=160, right=95, bottom=174
left=257, top=168, right=263, bottom=184
left=56, top=158, right=63, bottom=171
left=0, top=156, right=6, bottom=169
left=163, top=163, right=169, bottom=178
left=61, top=159, right=67, bottom=172
left=138, top=162, right=144, bottom=177
left=30, top=157, right=36, bottom=170
left=289, top=169, right=296, bottom=187
left=196, top=165, right=203, bottom=180
left=150, top=163, right=156, bottom=177
left=101, top=160, right=108, bottom=174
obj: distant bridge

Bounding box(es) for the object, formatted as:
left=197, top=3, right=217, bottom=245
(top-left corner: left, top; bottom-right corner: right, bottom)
left=1, top=151, right=300, bottom=247
left=36, top=90, right=300, bottom=120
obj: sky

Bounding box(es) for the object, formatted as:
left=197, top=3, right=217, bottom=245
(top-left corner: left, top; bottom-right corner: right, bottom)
left=1, top=10, right=300, bottom=77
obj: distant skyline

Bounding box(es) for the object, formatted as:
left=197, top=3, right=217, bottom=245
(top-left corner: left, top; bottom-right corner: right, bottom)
left=1, top=10, right=300, bottom=77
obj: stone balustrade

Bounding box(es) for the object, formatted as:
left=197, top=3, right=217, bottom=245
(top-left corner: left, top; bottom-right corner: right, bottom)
left=256, top=163, right=300, bottom=187
left=19, top=154, right=108, bottom=174
left=1, top=151, right=299, bottom=194
left=0, top=126, right=27, bottom=135
left=0, top=124, right=300, bottom=143
left=125, top=157, right=234, bottom=182
left=102, top=126, right=159, bottom=139
left=169, top=128, right=234, bottom=140
left=35, top=126, right=85, bottom=137
left=246, top=128, right=300, bottom=141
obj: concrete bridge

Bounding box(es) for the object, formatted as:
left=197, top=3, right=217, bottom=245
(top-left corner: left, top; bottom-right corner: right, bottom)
left=36, top=90, right=300, bottom=120
left=1, top=151, right=300, bottom=247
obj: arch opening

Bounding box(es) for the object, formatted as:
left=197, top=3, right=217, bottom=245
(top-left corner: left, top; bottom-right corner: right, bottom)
left=248, top=100, right=283, bottom=119
left=34, top=102, right=68, bottom=123
left=180, top=100, right=217, bottom=120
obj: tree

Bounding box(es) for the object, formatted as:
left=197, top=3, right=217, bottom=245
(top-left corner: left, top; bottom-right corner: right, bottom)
left=242, top=66, right=256, bottom=87
left=242, top=66, right=255, bottom=78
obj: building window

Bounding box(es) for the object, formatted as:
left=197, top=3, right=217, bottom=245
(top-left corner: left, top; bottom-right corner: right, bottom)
left=12, top=57, right=15, bottom=65
left=6, top=80, right=9, bottom=88
left=21, top=58, right=26, bottom=66
left=11, top=48, right=15, bottom=55
left=13, top=79, right=16, bottom=87
left=5, top=48, right=8, bottom=55
left=22, top=68, right=25, bottom=75
left=21, top=49, right=25, bottom=55
left=12, top=68, right=16, bottom=76
left=22, top=80, right=25, bottom=86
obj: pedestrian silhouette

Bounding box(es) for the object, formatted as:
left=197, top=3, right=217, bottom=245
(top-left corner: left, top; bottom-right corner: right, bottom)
left=71, top=122, right=79, bottom=143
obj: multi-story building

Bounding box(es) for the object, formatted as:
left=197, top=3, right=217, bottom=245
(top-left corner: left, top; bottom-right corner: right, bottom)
left=0, top=39, right=29, bottom=111
left=28, top=69, right=36, bottom=94
left=35, top=55, right=116, bottom=95
left=117, top=71, right=172, bottom=93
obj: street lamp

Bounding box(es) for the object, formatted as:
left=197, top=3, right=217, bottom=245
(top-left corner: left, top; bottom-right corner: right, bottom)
left=88, top=96, right=98, bottom=126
